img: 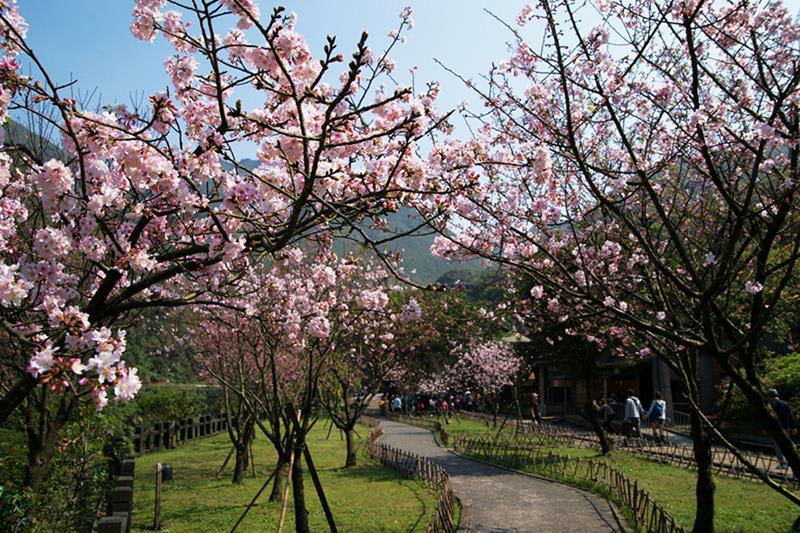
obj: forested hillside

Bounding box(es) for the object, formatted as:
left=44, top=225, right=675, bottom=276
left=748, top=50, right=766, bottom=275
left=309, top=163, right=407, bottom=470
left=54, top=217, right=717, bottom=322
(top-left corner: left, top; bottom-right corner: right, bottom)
left=237, top=159, right=483, bottom=284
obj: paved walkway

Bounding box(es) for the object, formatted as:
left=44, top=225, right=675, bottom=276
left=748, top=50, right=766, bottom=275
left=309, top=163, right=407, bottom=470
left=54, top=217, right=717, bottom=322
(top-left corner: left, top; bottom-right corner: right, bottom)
left=379, top=420, right=629, bottom=533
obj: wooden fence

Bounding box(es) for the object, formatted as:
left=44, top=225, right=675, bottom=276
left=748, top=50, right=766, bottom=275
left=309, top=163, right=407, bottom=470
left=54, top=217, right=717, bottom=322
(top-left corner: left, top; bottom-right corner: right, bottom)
left=95, top=456, right=136, bottom=533
left=453, top=435, right=687, bottom=533
left=365, top=422, right=458, bottom=533
left=623, top=439, right=799, bottom=489
left=131, top=413, right=232, bottom=455
left=448, top=412, right=799, bottom=488
left=516, top=421, right=797, bottom=487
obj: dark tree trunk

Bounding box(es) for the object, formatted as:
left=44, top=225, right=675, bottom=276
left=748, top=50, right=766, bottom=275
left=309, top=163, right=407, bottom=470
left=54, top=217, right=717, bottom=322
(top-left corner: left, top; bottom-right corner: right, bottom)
left=689, top=405, right=715, bottom=533
left=25, top=417, right=64, bottom=490
left=269, top=455, right=289, bottom=502
left=232, top=445, right=249, bottom=484
left=582, top=372, right=612, bottom=455
left=583, top=399, right=612, bottom=455
left=292, top=446, right=309, bottom=533
left=344, top=428, right=357, bottom=468
left=0, top=374, right=37, bottom=424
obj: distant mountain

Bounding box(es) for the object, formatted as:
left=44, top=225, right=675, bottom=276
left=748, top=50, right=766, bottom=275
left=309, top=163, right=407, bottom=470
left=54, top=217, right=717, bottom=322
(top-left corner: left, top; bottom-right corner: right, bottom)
left=436, top=268, right=505, bottom=300
left=364, top=207, right=484, bottom=284
left=238, top=158, right=483, bottom=284
left=4, top=119, right=64, bottom=162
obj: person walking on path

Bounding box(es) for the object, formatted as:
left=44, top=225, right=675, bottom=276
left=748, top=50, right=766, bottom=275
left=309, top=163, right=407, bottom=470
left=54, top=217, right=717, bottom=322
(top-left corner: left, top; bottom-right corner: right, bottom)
left=646, top=391, right=667, bottom=443
left=378, top=395, right=388, bottom=418
left=392, top=395, right=402, bottom=412
left=768, top=388, right=796, bottom=469
left=530, top=392, right=543, bottom=426
left=624, top=389, right=644, bottom=439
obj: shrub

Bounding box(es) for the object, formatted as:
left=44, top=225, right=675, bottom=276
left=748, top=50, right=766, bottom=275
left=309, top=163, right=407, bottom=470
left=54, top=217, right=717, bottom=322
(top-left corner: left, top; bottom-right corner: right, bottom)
left=126, top=384, right=222, bottom=427
left=0, top=407, right=131, bottom=533
left=720, top=352, right=800, bottom=433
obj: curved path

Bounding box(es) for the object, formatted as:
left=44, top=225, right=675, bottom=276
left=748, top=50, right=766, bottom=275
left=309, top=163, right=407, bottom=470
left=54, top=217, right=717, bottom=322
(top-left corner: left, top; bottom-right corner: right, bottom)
left=379, top=420, right=629, bottom=533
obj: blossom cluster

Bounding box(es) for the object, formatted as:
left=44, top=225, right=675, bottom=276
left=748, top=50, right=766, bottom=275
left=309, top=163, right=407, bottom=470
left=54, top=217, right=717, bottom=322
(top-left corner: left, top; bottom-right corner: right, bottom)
left=426, top=0, right=800, bottom=357
left=0, top=0, right=445, bottom=411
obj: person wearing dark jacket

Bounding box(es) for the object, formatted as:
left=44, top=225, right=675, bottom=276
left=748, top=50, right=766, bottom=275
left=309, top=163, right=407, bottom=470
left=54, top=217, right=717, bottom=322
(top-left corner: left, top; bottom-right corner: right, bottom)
left=768, top=389, right=796, bottom=469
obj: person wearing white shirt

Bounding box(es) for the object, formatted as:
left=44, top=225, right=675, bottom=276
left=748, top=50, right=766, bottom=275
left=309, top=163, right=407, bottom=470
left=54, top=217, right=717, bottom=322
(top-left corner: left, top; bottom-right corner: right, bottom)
left=624, top=389, right=644, bottom=438
left=392, top=396, right=402, bottom=412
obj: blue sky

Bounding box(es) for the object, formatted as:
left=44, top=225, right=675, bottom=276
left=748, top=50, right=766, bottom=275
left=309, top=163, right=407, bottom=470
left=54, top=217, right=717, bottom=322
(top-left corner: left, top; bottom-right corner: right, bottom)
left=18, top=0, right=800, bottom=153
left=19, top=2, right=525, bottom=120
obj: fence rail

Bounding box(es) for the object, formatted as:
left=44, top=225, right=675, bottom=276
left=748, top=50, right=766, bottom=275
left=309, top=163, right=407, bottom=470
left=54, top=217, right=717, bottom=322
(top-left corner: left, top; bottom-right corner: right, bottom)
left=453, top=435, right=687, bottom=533
left=445, top=411, right=799, bottom=487
left=364, top=420, right=458, bottom=533
left=624, top=439, right=799, bottom=489
left=131, top=413, right=233, bottom=455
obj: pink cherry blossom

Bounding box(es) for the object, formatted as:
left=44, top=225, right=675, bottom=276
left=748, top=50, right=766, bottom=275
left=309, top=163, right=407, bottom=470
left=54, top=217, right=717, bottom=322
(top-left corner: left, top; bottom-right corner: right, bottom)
left=28, top=344, right=58, bottom=377
left=0, top=0, right=449, bottom=420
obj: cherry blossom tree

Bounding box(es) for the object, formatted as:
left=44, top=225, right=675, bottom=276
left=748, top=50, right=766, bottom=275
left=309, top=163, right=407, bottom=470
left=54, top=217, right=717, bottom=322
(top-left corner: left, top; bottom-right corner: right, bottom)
left=187, top=245, right=403, bottom=530
left=426, top=0, right=800, bottom=526
left=449, top=340, right=523, bottom=427
left=390, top=285, right=507, bottom=382
left=0, top=0, right=447, bottom=489
left=196, top=308, right=303, bottom=501
left=190, top=311, right=260, bottom=485
left=318, top=287, right=423, bottom=468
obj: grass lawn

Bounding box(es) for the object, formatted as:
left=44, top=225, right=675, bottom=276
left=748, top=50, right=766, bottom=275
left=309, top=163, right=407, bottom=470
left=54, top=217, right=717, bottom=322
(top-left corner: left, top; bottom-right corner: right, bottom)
left=430, top=415, right=798, bottom=531
left=131, top=420, right=439, bottom=532
left=440, top=414, right=503, bottom=436
left=609, top=452, right=798, bottom=533
left=402, top=412, right=512, bottom=437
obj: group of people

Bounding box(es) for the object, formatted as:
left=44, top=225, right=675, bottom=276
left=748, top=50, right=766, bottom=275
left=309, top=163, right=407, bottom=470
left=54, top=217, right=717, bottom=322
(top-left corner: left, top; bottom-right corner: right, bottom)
left=596, top=388, right=797, bottom=468
left=377, top=391, right=486, bottom=418
left=593, top=389, right=668, bottom=443
left=377, top=394, right=403, bottom=417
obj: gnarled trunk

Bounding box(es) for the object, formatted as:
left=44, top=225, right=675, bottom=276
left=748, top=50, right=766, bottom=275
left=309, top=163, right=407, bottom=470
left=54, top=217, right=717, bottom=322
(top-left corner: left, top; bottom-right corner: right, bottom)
left=292, top=446, right=309, bottom=533
left=344, top=428, right=358, bottom=467
left=25, top=395, right=70, bottom=491
left=232, top=445, right=250, bottom=484
left=583, top=399, right=612, bottom=455
left=26, top=427, right=61, bottom=491
left=581, top=371, right=612, bottom=455
left=689, top=403, right=715, bottom=533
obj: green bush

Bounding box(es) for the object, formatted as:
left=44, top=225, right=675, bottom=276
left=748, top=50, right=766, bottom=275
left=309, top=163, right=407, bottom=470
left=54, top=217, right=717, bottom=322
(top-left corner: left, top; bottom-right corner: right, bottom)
left=126, top=385, right=222, bottom=427
left=764, top=352, right=800, bottom=414
left=720, top=352, right=800, bottom=433
left=0, top=384, right=222, bottom=531
left=0, top=407, right=132, bottom=533
left=0, top=485, right=29, bottom=533
left=0, top=426, right=30, bottom=533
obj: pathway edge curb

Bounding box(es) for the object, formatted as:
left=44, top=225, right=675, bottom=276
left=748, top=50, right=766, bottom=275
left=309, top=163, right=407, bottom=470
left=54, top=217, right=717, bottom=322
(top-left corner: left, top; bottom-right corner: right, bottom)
left=452, top=489, right=472, bottom=533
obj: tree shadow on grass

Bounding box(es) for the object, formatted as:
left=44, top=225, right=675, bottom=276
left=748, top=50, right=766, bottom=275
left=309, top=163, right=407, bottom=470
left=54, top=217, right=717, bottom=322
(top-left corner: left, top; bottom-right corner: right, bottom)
left=333, top=462, right=412, bottom=483
left=332, top=462, right=435, bottom=531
